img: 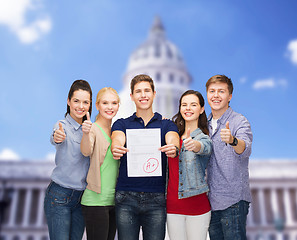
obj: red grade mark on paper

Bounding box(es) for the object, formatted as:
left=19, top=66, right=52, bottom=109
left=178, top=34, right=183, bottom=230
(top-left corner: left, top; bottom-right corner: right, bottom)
left=143, top=158, right=159, bottom=173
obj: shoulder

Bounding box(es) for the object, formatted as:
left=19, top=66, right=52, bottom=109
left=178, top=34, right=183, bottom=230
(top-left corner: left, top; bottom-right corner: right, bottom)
left=161, top=119, right=178, bottom=132
left=228, top=110, right=251, bottom=132
left=112, top=116, right=133, bottom=132
left=230, top=110, right=250, bottom=124
left=193, top=128, right=210, bottom=140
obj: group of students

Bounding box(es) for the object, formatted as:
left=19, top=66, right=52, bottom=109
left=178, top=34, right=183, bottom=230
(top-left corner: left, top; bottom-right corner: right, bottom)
left=44, top=74, right=253, bottom=240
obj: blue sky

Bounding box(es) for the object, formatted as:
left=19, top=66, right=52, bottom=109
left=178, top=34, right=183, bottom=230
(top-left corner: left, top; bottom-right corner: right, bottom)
left=0, top=0, right=296, bottom=161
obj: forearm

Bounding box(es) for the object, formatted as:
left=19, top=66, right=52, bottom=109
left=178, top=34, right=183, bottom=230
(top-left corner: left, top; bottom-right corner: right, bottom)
left=165, top=132, right=180, bottom=150
left=80, top=133, right=91, bottom=156
left=111, top=138, right=125, bottom=151
left=192, top=140, right=202, bottom=153
left=232, top=137, right=245, bottom=154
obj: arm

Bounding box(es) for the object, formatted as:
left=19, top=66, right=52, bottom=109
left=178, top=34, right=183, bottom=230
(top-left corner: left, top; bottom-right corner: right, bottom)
left=111, top=130, right=129, bottom=160
left=80, top=112, right=93, bottom=156
left=159, top=131, right=180, bottom=158
left=220, top=120, right=252, bottom=156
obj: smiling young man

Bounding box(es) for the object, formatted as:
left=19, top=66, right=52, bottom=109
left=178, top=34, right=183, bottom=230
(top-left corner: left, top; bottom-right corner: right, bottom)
left=206, top=75, right=253, bottom=240
left=111, top=74, right=179, bottom=240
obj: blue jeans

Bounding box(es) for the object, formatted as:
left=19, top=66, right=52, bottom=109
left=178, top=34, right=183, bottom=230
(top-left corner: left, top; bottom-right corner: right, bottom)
left=44, top=181, right=85, bottom=240
left=209, top=200, right=250, bottom=240
left=115, top=191, right=166, bottom=240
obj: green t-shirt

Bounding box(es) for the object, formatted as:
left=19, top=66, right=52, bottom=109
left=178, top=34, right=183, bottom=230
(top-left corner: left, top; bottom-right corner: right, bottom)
left=81, top=123, right=119, bottom=206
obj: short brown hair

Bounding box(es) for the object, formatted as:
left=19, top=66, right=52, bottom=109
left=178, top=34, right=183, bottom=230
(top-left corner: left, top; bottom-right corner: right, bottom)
left=206, top=75, right=233, bottom=94
left=130, top=74, right=155, bottom=94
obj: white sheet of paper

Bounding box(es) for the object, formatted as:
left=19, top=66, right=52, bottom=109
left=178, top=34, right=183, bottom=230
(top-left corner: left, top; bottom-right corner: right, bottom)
left=126, top=128, right=162, bottom=177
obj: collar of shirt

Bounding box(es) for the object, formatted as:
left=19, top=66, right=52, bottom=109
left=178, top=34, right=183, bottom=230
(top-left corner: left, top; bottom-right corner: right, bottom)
left=190, top=128, right=202, bottom=138
left=66, top=114, right=82, bottom=130
left=129, top=112, right=162, bottom=123
left=208, top=107, right=233, bottom=126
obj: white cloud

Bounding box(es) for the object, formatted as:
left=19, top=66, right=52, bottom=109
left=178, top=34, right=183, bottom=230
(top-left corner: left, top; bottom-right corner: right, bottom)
left=0, top=148, right=20, bottom=161
left=45, top=152, right=55, bottom=161
left=287, top=39, right=297, bottom=65
left=239, top=77, right=247, bottom=84
left=253, top=78, right=288, bottom=90
left=0, top=0, right=52, bottom=44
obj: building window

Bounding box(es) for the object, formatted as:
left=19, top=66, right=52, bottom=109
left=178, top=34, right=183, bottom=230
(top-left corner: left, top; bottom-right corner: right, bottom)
left=166, top=45, right=172, bottom=59
left=16, top=189, right=26, bottom=225
left=156, top=72, right=161, bottom=82
left=169, top=74, right=174, bottom=83
left=155, top=43, right=161, bottom=58
left=180, top=77, right=184, bottom=85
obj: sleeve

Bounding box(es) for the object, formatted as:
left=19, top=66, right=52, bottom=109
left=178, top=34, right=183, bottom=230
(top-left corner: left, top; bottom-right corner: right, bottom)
left=111, top=119, right=126, bottom=134
left=164, top=119, right=178, bottom=133
left=196, top=133, right=212, bottom=156
left=234, top=115, right=253, bottom=159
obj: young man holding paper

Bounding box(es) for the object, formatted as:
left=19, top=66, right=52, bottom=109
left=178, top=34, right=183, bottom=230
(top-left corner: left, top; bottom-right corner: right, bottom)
left=111, top=74, right=179, bottom=240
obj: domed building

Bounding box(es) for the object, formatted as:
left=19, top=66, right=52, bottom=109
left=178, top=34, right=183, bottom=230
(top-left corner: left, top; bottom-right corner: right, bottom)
left=116, top=16, right=191, bottom=119
left=0, top=17, right=297, bottom=240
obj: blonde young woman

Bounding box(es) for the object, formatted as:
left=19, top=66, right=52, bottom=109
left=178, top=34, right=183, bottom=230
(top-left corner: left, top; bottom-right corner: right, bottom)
left=80, top=87, right=120, bottom=240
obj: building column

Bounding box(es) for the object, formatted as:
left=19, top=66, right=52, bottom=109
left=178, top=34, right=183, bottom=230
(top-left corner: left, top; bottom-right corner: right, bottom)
left=8, top=188, right=19, bottom=227
left=258, top=188, right=267, bottom=226
left=36, top=189, right=45, bottom=227
left=270, top=188, right=280, bottom=221
left=22, top=188, right=32, bottom=227
left=283, top=188, right=294, bottom=226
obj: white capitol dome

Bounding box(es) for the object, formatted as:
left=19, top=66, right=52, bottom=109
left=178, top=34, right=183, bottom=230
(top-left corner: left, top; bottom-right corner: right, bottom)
left=116, top=16, right=191, bottom=119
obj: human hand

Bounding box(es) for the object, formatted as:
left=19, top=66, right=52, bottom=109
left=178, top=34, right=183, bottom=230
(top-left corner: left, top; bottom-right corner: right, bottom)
left=82, top=112, right=92, bottom=134
left=183, top=128, right=195, bottom=151
left=220, top=121, right=233, bottom=144
left=159, top=144, right=177, bottom=158
left=54, top=122, right=66, bottom=143
left=111, top=145, right=129, bottom=160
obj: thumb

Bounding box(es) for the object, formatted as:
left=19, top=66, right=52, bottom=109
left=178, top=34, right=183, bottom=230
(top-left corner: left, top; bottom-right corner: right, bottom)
left=86, top=112, right=90, bottom=121
left=186, top=128, right=191, bottom=139
left=226, top=121, right=230, bottom=129
left=59, top=122, right=64, bottom=132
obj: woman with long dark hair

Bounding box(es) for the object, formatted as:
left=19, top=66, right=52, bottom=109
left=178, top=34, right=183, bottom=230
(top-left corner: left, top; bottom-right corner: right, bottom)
left=44, top=80, right=92, bottom=240
left=166, top=90, right=212, bottom=240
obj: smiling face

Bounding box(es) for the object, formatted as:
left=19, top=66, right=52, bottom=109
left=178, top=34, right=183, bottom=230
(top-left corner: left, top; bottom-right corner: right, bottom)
left=207, top=82, right=232, bottom=118
left=180, top=94, right=204, bottom=123
left=67, top=89, right=91, bottom=124
left=96, top=91, right=119, bottom=120
left=130, top=81, right=155, bottom=111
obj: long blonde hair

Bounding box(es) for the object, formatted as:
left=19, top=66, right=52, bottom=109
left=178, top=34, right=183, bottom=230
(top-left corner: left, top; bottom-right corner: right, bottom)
left=95, top=87, right=120, bottom=120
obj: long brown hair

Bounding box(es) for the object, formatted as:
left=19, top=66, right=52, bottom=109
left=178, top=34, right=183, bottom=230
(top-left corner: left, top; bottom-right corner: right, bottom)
left=65, top=79, right=92, bottom=122
left=172, top=90, right=209, bottom=136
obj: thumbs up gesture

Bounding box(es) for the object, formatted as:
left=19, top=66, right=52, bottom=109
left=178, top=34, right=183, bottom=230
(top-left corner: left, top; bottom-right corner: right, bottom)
left=220, top=121, right=233, bottom=144
left=53, top=122, right=66, bottom=143
left=82, top=112, right=92, bottom=134
left=183, top=128, right=196, bottom=151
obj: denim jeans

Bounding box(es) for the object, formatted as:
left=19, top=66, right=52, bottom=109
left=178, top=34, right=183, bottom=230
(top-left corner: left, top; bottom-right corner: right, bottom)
left=115, top=191, right=166, bottom=240
left=209, top=200, right=250, bottom=240
left=44, top=181, right=85, bottom=240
